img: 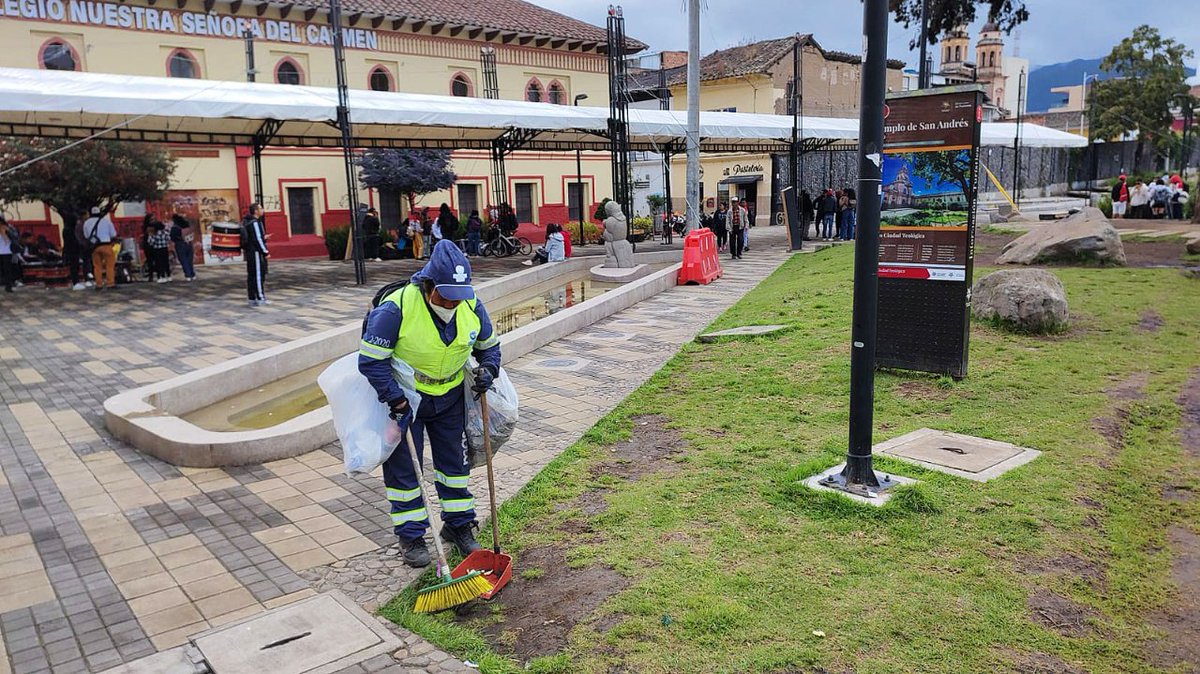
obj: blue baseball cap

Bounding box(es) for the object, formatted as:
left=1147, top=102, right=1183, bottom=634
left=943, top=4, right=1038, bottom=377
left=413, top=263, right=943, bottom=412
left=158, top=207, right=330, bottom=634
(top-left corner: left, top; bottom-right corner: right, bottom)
left=413, top=239, right=475, bottom=301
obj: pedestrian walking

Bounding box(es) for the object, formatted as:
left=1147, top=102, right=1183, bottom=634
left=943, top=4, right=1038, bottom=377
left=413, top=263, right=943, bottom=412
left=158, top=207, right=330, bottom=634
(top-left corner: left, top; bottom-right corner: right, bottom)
left=843, top=188, right=857, bottom=240
left=1129, top=180, right=1150, bottom=219
left=61, top=212, right=85, bottom=290
left=242, top=203, right=269, bottom=306
left=1150, top=179, right=1171, bottom=219
left=362, top=207, right=382, bottom=261
left=146, top=218, right=172, bottom=282
left=433, top=203, right=455, bottom=248
left=799, top=189, right=813, bottom=240
left=358, top=240, right=501, bottom=568
left=170, top=214, right=196, bottom=281
left=74, top=213, right=94, bottom=287
left=1173, top=184, right=1190, bottom=220
left=712, top=203, right=728, bottom=251
left=1110, top=174, right=1129, bottom=219
left=729, top=197, right=747, bottom=260
left=83, top=206, right=119, bottom=290
left=465, top=210, right=483, bottom=256
left=0, top=218, right=15, bottom=293
left=818, top=189, right=837, bottom=239
left=405, top=211, right=424, bottom=260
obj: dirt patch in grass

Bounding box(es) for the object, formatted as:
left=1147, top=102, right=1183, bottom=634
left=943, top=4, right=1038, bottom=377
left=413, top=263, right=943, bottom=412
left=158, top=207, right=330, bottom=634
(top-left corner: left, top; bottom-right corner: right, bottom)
left=455, top=416, right=687, bottom=664
left=1163, top=484, right=1194, bottom=502
left=1027, top=589, right=1098, bottom=638
left=455, top=546, right=628, bottom=661
left=1092, top=371, right=1149, bottom=454
left=1004, top=649, right=1087, bottom=674
left=1020, top=554, right=1107, bottom=590
left=894, top=380, right=951, bottom=400
left=1145, top=526, right=1200, bottom=671
left=588, top=415, right=682, bottom=480
left=1178, top=368, right=1200, bottom=458
left=1136, top=310, right=1165, bottom=332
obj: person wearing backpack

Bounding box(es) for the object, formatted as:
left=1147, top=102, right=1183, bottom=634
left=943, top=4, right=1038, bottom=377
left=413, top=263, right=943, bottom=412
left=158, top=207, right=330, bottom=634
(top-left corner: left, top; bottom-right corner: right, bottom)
left=357, top=240, right=502, bottom=568
left=83, top=206, right=119, bottom=290
left=241, top=203, right=269, bottom=306
left=1150, top=179, right=1171, bottom=219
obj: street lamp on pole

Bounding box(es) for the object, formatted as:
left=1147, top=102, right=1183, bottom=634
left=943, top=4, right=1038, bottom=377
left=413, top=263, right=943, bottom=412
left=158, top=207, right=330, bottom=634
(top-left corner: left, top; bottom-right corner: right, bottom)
left=1171, top=93, right=1194, bottom=175
left=574, top=93, right=589, bottom=245
left=1082, top=74, right=1100, bottom=186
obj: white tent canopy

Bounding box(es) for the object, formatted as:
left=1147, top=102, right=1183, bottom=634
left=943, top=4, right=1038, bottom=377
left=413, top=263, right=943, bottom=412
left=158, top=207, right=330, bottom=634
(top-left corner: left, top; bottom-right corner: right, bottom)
left=0, top=67, right=1086, bottom=151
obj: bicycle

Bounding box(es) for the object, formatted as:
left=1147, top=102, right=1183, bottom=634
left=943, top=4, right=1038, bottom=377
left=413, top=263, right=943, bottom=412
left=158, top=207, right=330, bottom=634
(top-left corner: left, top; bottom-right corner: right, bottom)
left=481, top=232, right=532, bottom=258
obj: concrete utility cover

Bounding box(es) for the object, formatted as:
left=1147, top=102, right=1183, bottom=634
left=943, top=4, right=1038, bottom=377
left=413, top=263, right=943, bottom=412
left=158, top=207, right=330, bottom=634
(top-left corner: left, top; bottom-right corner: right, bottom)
left=696, top=325, right=788, bottom=343
left=875, top=428, right=1040, bottom=482
left=193, top=593, right=400, bottom=674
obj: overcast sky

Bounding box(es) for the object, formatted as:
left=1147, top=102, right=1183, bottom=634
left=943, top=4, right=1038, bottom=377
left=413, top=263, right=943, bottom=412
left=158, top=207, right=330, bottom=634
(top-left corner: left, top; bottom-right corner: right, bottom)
left=537, top=0, right=1200, bottom=72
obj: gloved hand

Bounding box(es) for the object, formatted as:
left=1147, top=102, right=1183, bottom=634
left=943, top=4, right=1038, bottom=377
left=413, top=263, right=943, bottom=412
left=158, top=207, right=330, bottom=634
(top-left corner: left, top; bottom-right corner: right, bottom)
left=470, top=365, right=497, bottom=395
left=388, top=396, right=412, bottom=433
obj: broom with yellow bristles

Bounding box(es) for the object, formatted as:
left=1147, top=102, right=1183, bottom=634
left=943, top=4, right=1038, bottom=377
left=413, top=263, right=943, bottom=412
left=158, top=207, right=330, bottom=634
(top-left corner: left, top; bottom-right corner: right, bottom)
left=402, top=428, right=492, bottom=613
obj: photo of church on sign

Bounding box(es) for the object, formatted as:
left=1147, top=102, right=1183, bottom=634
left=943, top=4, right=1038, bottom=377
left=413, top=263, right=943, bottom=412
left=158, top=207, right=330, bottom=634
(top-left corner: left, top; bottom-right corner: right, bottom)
left=880, top=150, right=971, bottom=227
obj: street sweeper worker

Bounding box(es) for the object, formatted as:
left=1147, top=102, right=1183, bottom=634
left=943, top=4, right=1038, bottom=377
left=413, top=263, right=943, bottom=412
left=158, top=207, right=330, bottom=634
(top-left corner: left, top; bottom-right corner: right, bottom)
left=358, top=240, right=501, bottom=568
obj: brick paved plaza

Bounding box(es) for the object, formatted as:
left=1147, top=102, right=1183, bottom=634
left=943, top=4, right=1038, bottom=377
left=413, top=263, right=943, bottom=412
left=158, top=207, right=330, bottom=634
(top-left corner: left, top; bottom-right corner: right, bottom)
left=0, top=228, right=801, bottom=673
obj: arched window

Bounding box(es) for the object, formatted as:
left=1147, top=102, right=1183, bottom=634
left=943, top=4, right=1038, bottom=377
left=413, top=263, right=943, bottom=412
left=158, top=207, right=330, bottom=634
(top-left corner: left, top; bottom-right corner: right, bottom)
left=167, top=49, right=200, bottom=79
left=547, top=81, right=566, bottom=105
left=954, top=46, right=961, bottom=62
left=275, top=59, right=303, bottom=85
left=450, top=73, right=472, bottom=97
left=944, top=47, right=949, bottom=63
left=990, top=52, right=996, bottom=68
left=40, top=40, right=78, bottom=71
left=369, top=66, right=393, bottom=92
left=525, top=78, right=544, bottom=103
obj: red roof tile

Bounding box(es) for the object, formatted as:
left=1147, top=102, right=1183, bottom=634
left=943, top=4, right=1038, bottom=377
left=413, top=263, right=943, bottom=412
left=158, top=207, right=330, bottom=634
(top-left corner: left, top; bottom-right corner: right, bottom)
left=654, top=34, right=904, bottom=87
left=283, top=0, right=647, bottom=51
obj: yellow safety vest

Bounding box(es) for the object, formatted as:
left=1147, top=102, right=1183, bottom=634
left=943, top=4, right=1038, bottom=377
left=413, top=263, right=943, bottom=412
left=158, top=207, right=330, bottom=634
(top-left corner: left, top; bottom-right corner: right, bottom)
left=383, top=284, right=480, bottom=396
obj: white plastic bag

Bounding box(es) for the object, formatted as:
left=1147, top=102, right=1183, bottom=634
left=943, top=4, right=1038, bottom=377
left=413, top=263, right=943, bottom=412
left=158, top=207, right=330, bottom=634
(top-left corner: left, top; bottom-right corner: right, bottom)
left=463, top=362, right=519, bottom=456
left=318, top=353, right=422, bottom=475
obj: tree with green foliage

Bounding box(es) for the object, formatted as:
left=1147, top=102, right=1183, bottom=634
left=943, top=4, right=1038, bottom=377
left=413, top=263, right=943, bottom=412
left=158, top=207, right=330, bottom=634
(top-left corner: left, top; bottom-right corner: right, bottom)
left=645, top=193, right=667, bottom=220
left=0, top=137, right=175, bottom=233
left=891, top=0, right=1029, bottom=48
left=1089, top=25, right=1195, bottom=171
left=909, top=150, right=972, bottom=198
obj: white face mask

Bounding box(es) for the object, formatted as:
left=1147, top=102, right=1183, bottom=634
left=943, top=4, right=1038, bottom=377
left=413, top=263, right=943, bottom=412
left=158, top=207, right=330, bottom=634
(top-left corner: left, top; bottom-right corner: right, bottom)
left=429, top=302, right=457, bottom=323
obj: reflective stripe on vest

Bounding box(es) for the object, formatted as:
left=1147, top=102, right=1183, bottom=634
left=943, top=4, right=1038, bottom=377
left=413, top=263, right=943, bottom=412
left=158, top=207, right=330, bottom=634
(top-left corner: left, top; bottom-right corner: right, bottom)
left=385, top=284, right=480, bottom=396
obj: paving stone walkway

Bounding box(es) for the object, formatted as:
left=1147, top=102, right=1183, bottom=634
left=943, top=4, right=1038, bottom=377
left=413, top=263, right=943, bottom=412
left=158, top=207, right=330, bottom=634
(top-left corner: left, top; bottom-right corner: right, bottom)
left=0, top=227, right=801, bottom=673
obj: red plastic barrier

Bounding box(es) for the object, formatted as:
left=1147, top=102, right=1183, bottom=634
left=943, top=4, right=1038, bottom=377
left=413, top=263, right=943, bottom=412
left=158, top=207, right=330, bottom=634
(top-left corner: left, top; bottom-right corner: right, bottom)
left=677, top=227, right=722, bottom=285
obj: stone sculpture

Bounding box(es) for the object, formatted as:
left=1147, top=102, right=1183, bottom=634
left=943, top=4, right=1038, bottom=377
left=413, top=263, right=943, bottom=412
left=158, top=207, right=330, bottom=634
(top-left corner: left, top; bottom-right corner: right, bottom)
left=601, top=200, right=635, bottom=268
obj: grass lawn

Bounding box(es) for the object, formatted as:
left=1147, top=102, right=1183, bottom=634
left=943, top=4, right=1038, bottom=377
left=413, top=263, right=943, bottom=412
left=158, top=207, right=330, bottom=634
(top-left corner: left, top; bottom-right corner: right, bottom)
left=382, top=245, right=1200, bottom=674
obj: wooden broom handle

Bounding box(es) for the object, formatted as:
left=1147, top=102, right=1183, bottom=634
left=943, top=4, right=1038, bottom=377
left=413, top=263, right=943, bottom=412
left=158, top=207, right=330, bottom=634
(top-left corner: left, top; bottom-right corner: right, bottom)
left=480, top=393, right=502, bottom=554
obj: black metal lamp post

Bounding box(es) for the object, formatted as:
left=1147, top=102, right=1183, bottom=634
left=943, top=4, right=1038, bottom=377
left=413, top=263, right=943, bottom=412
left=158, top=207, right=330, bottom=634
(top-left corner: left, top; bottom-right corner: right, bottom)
left=574, top=93, right=589, bottom=244
left=817, top=0, right=898, bottom=494
left=1172, top=93, right=1194, bottom=175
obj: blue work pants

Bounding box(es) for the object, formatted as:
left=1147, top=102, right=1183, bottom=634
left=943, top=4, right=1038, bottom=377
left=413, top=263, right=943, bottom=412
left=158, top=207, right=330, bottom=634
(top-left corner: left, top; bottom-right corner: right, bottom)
left=382, top=384, right=475, bottom=541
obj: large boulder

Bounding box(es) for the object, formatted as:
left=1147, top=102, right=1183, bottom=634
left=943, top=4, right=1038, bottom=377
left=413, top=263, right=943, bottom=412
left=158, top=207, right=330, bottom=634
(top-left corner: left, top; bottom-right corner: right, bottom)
left=996, top=207, right=1126, bottom=265
left=972, top=269, right=1069, bottom=334
left=1187, top=237, right=1200, bottom=255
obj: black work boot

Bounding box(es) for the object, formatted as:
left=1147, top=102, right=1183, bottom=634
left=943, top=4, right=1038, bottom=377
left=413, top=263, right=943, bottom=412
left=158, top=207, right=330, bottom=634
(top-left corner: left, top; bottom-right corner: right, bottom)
left=440, top=523, right=482, bottom=556
left=399, top=536, right=430, bottom=568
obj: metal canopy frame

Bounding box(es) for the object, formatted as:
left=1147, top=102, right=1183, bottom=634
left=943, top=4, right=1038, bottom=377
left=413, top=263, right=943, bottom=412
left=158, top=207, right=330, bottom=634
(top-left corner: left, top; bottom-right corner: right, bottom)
left=0, top=119, right=852, bottom=154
